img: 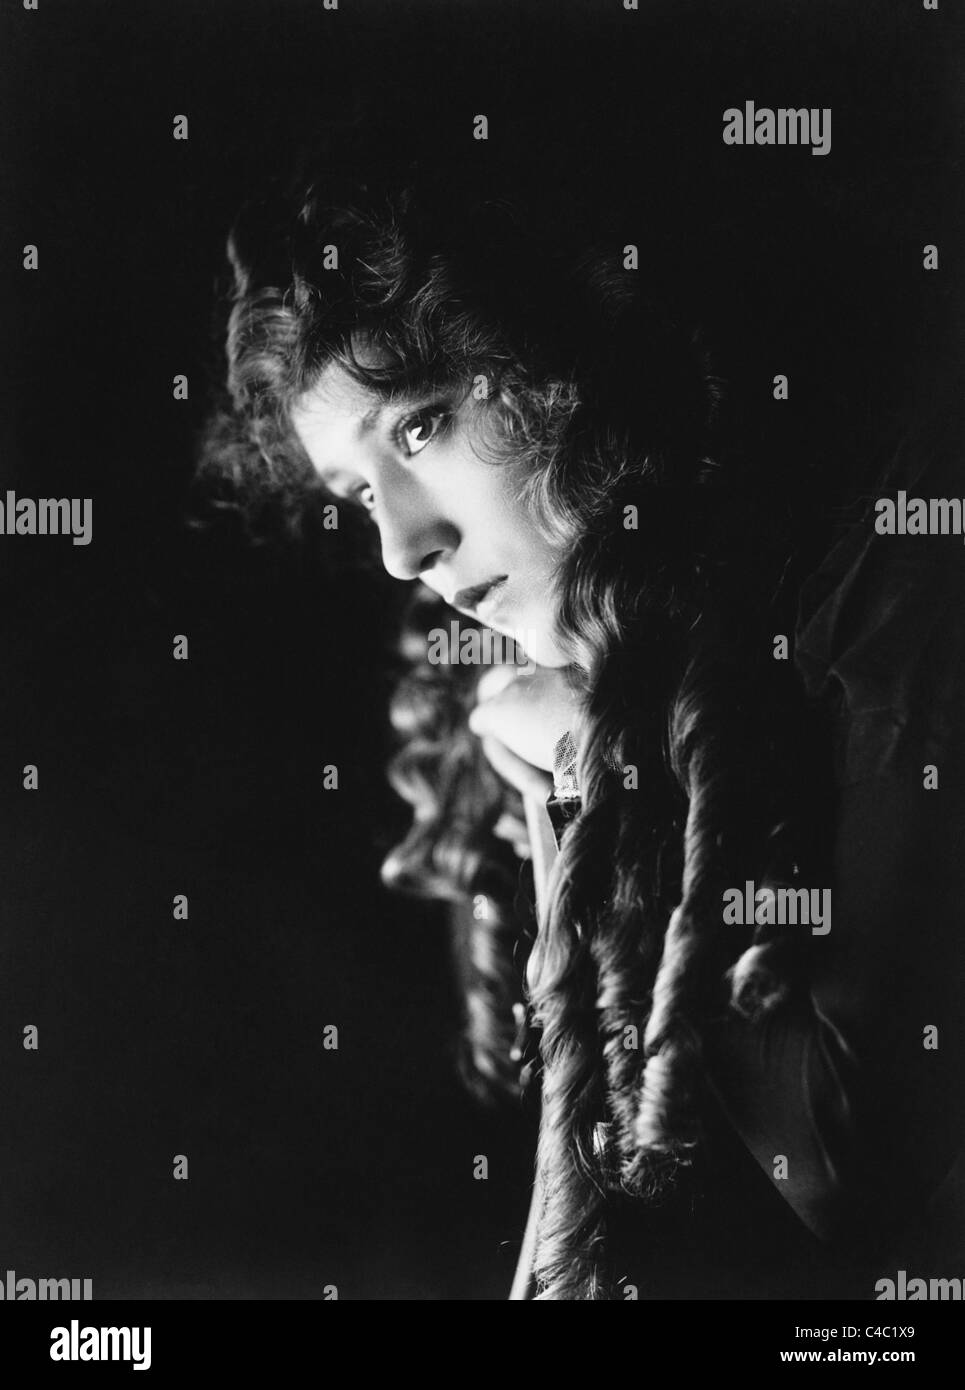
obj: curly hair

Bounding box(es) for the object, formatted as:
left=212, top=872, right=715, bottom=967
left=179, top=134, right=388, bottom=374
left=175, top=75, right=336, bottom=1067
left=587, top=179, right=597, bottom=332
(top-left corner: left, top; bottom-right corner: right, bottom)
left=195, top=145, right=845, bottom=1299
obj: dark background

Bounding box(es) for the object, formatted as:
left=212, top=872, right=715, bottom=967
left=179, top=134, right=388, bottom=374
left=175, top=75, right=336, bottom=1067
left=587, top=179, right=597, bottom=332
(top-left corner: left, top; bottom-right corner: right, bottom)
left=0, top=0, right=962, bottom=1299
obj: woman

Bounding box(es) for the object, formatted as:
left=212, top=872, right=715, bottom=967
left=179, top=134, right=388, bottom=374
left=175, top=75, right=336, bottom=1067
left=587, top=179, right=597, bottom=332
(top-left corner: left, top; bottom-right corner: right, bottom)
left=196, top=146, right=965, bottom=1300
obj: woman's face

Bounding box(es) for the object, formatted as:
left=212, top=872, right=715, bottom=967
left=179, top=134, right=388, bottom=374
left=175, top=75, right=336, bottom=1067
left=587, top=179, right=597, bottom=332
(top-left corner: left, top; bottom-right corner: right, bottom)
left=290, top=360, right=573, bottom=668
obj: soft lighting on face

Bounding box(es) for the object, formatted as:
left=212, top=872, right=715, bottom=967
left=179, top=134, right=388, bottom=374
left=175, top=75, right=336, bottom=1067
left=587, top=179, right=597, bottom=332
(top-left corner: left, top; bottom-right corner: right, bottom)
left=290, top=360, right=573, bottom=668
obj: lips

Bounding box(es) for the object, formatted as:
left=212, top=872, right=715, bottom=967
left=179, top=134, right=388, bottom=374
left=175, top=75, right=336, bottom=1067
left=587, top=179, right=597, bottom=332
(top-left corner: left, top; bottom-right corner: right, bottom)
left=452, top=575, right=508, bottom=615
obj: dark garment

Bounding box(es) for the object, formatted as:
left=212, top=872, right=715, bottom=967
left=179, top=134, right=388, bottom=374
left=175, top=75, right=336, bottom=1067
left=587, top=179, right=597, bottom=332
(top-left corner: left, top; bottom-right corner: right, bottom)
left=519, top=438, right=965, bottom=1299
left=696, top=441, right=965, bottom=1295
left=604, top=1085, right=878, bottom=1300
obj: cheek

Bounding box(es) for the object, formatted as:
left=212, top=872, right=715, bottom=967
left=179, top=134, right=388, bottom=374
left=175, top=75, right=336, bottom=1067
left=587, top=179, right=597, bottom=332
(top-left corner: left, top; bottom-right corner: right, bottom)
left=483, top=477, right=547, bottom=553
left=508, top=611, right=570, bottom=669
left=513, top=530, right=568, bottom=593
left=452, top=450, right=566, bottom=577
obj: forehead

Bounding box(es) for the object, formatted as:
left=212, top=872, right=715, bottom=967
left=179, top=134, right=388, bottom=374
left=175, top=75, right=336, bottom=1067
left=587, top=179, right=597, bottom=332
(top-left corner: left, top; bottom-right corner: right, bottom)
left=290, top=361, right=385, bottom=434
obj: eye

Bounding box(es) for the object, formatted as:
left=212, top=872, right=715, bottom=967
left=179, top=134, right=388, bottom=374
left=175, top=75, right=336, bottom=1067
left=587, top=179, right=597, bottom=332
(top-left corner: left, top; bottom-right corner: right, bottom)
left=394, top=405, right=450, bottom=457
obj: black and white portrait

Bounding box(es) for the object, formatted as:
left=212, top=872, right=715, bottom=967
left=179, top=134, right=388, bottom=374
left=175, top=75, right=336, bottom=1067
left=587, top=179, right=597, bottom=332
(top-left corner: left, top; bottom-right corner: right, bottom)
left=2, top=0, right=963, bottom=1356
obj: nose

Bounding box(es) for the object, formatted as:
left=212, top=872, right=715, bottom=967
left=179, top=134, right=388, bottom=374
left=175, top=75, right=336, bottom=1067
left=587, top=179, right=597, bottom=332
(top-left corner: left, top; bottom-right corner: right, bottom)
left=376, top=492, right=459, bottom=583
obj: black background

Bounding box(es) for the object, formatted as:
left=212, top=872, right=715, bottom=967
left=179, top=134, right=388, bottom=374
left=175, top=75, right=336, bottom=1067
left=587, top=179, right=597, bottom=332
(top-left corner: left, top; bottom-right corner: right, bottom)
left=0, top=0, right=962, bottom=1299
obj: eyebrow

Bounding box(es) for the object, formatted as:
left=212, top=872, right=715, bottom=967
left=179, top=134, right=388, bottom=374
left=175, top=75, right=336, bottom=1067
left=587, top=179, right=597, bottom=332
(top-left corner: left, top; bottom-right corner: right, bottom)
left=357, top=403, right=383, bottom=437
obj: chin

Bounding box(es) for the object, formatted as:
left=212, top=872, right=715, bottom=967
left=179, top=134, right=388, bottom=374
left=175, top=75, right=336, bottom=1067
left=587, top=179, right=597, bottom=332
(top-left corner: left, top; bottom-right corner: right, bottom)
left=507, top=621, right=570, bottom=670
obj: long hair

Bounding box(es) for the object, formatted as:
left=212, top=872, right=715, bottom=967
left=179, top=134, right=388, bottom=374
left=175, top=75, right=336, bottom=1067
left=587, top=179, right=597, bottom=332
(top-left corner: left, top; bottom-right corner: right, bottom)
left=196, top=147, right=846, bottom=1298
